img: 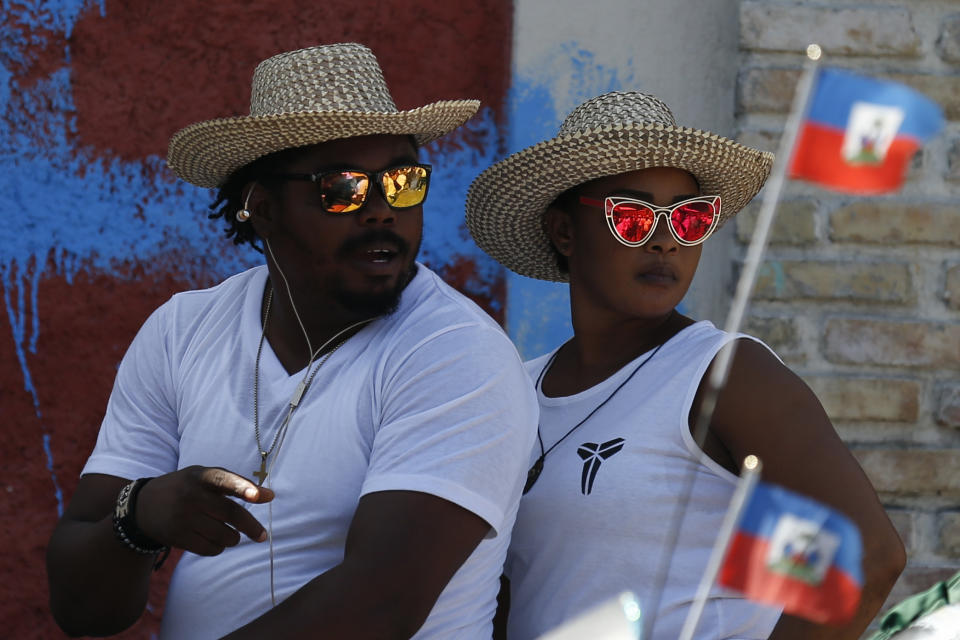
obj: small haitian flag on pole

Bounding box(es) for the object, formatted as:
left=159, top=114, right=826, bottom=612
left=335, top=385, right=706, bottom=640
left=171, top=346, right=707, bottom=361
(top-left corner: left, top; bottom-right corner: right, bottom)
left=718, top=481, right=864, bottom=625
left=789, top=67, right=944, bottom=194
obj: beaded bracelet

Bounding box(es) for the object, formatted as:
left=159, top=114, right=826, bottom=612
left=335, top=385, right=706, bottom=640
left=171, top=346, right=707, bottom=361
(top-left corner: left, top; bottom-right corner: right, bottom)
left=113, top=478, right=170, bottom=570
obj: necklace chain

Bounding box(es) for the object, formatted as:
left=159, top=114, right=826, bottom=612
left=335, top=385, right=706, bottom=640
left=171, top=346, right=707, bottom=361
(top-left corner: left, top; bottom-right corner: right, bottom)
left=252, top=280, right=376, bottom=608
left=252, top=286, right=372, bottom=485
left=524, top=341, right=666, bottom=494
left=252, top=287, right=276, bottom=460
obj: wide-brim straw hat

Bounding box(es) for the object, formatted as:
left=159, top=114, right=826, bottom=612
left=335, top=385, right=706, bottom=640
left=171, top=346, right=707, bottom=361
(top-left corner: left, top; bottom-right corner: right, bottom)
left=168, top=43, right=480, bottom=188
left=465, top=91, right=774, bottom=282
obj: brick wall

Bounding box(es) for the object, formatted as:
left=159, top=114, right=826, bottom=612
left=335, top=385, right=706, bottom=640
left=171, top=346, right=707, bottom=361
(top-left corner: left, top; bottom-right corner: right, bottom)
left=735, top=0, right=960, bottom=619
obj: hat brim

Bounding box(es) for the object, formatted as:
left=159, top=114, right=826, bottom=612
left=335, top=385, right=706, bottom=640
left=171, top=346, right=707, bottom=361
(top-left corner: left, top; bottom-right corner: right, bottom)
left=167, top=100, right=480, bottom=188
left=466, top=122, right=774, bottom=282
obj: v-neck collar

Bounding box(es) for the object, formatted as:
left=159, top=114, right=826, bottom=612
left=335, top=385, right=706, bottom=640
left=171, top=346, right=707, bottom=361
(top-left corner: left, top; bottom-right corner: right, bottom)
left=240, top=266, right=308, bottom=385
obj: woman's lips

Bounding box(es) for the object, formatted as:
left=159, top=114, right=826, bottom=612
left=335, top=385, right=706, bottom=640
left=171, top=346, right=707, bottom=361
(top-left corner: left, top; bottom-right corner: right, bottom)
left=637, top=263, right=677, bottom=284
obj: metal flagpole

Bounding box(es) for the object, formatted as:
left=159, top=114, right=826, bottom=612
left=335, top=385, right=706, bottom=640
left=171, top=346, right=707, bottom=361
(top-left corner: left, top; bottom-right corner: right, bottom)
left=708, top=43, right=822, bottom=385
left=642, top=44, right=822, bottom=640
left=678, top=457, right=762, bottom=640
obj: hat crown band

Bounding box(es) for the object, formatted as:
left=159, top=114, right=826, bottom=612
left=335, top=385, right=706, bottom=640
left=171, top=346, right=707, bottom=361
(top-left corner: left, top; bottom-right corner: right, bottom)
left=250, top=43, right=399, bottom=117
left=557, top=91, right=677, bottom=136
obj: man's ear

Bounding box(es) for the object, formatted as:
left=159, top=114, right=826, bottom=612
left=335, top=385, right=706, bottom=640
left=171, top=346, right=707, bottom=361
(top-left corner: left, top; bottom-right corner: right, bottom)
left=544, top=205, right=574, bottom=258
left=243, top=182, right=275, bottom=240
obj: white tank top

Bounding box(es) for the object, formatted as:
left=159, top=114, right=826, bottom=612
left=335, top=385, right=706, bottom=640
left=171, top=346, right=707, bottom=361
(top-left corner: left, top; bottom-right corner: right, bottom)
left=506, top=321, right=782, bottom=640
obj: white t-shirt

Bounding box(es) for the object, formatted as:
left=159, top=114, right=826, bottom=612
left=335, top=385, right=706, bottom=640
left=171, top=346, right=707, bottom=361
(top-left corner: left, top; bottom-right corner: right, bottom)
left=83, top=263, right=538, bottom=639
left=506, top=321, right=782, bottom=640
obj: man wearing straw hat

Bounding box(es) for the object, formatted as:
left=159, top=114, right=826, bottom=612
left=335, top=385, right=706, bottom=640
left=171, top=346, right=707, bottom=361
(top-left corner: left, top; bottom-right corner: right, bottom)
left=47, top=43, right=537, bottom=639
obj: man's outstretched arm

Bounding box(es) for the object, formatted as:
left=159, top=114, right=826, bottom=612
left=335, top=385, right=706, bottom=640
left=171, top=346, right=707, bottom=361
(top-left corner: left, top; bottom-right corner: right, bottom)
left=47, top=467, right=273, bottom=637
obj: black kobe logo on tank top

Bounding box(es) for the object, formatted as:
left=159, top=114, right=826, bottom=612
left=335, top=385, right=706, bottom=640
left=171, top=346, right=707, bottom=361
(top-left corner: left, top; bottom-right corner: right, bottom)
left=577, top=438, right=625, bottom=494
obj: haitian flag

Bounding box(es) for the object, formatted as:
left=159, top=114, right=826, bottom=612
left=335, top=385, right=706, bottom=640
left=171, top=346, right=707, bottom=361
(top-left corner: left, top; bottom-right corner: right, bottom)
left=789, top=67, right=944, bottom=194
left=718, top=481, right=863, bottom=625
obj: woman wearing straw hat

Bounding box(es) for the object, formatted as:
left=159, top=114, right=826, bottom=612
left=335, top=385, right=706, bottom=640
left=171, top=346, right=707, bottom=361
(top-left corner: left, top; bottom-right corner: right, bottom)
left=466, top=91, right=904, bottom=639
left=48, top=43, right=538, bottom=639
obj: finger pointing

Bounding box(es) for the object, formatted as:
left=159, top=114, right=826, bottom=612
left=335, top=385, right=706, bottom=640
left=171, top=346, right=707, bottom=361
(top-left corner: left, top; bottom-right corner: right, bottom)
left=199, top=467, right=275, bottom=504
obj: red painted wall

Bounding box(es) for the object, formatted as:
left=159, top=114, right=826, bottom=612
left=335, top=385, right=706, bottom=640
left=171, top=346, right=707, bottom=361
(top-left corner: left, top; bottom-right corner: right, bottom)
left=1, top=1, right=512, bottom=637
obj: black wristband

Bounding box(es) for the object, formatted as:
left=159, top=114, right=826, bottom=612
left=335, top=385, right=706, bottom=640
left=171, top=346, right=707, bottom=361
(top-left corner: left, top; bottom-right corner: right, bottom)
left=113, top=478, right=170, bottom=569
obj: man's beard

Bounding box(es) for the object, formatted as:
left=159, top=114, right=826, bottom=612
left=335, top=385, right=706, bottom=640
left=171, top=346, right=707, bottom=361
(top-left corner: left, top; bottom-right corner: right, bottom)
left=332, top=229, right=420, bottom=317
left=332, top=260, right=417, bottom=316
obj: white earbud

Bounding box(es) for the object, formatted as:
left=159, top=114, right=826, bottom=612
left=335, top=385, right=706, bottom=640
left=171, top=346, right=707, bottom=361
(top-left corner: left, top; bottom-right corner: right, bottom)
left=236, top=184, right=255, bottom=222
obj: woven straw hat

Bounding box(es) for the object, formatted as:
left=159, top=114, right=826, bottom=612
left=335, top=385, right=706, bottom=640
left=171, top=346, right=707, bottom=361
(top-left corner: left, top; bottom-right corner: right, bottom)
left=167, top=43, right=480, bottom=188
left=465, top=91, right=774, bottom=281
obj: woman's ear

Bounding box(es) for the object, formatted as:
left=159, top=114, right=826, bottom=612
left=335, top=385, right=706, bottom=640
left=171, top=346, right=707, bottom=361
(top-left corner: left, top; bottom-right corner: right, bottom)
left=544, top=204, right=574, bottom=258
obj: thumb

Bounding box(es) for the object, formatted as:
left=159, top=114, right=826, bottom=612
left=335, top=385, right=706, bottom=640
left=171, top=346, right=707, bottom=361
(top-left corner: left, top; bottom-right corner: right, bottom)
left=244, top=485, right=275, bottom=504
left=199, top=467, right=275, bottom=503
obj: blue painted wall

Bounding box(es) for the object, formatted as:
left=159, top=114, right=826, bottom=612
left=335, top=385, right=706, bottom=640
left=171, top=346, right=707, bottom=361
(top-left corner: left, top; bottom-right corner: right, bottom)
left=1, top=1, right=513, bottom=636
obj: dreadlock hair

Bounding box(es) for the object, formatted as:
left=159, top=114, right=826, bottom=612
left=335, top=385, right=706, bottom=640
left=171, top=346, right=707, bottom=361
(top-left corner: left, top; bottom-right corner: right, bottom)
left=208, top=147, right=307, bottom=251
